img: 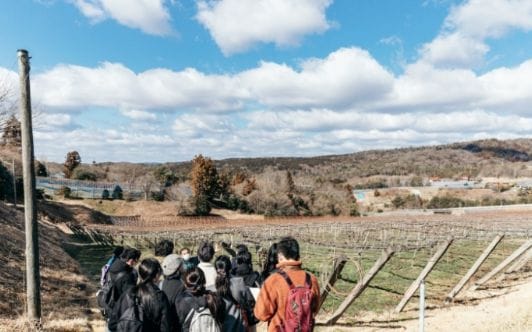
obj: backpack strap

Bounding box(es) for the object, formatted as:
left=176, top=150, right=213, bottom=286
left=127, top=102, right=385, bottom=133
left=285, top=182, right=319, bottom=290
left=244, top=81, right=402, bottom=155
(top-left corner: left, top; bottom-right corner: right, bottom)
left=278, top=270, right=311, bottom=289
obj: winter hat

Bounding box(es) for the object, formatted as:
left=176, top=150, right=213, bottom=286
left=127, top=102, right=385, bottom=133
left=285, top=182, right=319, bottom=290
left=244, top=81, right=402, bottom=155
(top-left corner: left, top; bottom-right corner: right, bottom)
left=162, top=254, right=183, bottom=276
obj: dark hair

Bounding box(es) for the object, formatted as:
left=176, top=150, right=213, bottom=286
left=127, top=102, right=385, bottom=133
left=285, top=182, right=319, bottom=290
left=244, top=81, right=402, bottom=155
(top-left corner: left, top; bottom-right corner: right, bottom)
left=184, top=267, right=206, bottom=295
left=121, top=247, right=141, bottom=261
left=277, top=236, right=299, bottom=260
left=261, top=242, right=278, bottom=281
left=184, top=267, right=224, bottom=325
left=135, top=258, right=162, bottom=321
left=235, top=244, right=249, bottom=256
left=197, top=241, right=215, bottom=263
left=214, top=255, right=232, bottom=299
left=113, top=246, right=124, bottom=257
left=154, top=239, right=174, bottom=257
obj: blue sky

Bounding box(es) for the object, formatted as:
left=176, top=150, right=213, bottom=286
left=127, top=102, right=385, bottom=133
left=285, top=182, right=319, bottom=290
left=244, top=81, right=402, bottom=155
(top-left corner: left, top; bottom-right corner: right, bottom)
left=1, top=0, right=532, bottom=163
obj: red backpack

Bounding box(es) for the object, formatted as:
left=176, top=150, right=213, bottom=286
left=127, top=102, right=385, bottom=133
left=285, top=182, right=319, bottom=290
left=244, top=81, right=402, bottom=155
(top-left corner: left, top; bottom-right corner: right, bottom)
left=277, top=270, right=314, bottom=332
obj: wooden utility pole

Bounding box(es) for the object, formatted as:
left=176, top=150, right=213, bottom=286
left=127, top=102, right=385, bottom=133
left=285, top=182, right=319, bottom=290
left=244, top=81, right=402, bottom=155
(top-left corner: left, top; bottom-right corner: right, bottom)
left=18, top=49, right=41, bottom=325
left=12, top=159, right=17, bottom=207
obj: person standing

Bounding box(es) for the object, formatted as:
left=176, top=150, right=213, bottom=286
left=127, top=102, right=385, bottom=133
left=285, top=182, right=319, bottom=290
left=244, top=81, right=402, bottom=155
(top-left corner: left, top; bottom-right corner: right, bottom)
left=254, top=237, right=320, bottom=332
left=197, top=241, right=217, bottom=290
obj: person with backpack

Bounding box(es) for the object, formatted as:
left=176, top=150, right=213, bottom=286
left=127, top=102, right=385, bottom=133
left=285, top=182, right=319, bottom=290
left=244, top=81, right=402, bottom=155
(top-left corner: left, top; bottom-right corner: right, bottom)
left=161, top=254, right=185, bottom=332
left=98, top=247, right=141, bottom=319
left=100, top=246, right=124, bottom=287
left=108, top=258, right=171, bottom=332
left=175, top=267, right=225, bottom=332
left=254, top=237, right=320, bottom=332
left=215, top=255, right=258, bottom=332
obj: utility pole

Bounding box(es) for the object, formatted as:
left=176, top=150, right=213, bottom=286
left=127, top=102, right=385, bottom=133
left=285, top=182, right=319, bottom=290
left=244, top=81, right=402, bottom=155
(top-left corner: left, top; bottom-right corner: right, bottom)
left=18, top=49, right=41, bottom=327
left=12, top=159, right=17, bottom=207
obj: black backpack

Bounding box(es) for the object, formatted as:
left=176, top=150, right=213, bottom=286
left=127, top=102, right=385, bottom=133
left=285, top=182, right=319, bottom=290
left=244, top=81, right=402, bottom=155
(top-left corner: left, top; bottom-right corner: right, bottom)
left=117, top=294, right=144, bottom=332
left=97, top=271, right=127, bottom=317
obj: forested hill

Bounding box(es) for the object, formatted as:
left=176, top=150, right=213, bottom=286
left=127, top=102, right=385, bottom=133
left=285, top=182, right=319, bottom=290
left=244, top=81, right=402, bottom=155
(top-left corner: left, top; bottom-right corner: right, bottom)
left=8, top=138, right=532, bottom=182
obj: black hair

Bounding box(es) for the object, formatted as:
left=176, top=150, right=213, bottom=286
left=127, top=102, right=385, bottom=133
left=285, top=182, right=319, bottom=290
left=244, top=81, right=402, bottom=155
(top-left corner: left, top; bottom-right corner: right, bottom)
left=183, top=267, right=206, bottom=295
left=154, top=239, right=174, bottom=257
left=197, top=241, right=215, bottom=263
left=214, top=255, right=232, bottom=299
left=120, top=247, right=141, bottom=261
left=277, top=236, right=300, bottom=260
left=135, top=258, right=162, bottom=321
left=235, top=244, right=249, bottom=256
left=183, top=266, right=224, bottom=324
left=113, top=246, right=124, bottom=257
left=261, top=242, right=278, bottom=281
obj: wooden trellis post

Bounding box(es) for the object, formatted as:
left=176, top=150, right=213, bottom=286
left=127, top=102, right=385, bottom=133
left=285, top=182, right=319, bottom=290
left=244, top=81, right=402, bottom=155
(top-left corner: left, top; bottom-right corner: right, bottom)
left=324, top=247, right=395, bottom=325
left=506, top=248, right=531, bottom=273
left=318, top=256, right=347, bottom=310
left=471, top=239, right=532, bottom=290
left=445, top=234, right=504, bottom=303
left=395, top=238, right=453, bottom=313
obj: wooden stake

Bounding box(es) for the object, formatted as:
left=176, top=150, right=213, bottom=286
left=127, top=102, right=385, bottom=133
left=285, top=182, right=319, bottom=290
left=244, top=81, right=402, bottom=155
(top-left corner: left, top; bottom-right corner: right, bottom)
left=395, top=239, right=453, bottom=313
left=324, top=247, right=394, bottom=325
left=318, top=256, right=347, bottom=310
left=18, top=49, right=41, bottom=326
left=471, top=240, right=532, bottom=290
left=445, top=234, right=504, bottom=303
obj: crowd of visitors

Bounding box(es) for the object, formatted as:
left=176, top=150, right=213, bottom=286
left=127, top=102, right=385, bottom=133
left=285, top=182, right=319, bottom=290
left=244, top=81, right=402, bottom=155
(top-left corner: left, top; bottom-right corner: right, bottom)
left=98, top=236, right=320, bottom=332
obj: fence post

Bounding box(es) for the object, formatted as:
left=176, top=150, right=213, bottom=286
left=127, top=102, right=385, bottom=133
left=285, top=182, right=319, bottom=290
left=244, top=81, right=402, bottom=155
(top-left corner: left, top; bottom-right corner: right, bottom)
left=445, top=234, right=504, bottom=303
left=395, top=238, right=453, bottom=313
left=318, top=256, right=347, bottom=310
left=471, top=239, right=532, bottom=290
left=419, top=279, right=425, bottom=332
left=324, top=247, right=395, bottom=325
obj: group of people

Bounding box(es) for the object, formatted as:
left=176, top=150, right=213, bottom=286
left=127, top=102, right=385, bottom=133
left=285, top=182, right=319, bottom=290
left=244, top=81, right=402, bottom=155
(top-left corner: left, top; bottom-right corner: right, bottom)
left=98, top=236, right=320, bottom=332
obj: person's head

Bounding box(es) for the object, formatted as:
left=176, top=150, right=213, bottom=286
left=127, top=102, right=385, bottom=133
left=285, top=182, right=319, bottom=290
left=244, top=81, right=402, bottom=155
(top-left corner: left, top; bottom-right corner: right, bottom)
left=154, top=239, right=174, bottom=257
left=120, top=247, right=141, bottom=267
left=277, top=237, right=300, bottom=262
left=162, top=254, right=183, bottom=278
left=138, top=258, right=163, bottom=284
left=184, top=267, right=206, bottom=295
left=197, top=241, right=215, bottom=263
left=214, top=255, right=232, bottom=277
left=235, top=244, right=249, bottom=256
left=112, top=246, right=124, bottom=258
left=180, top=247, right=191, bottom=260
left=235, top=250, right=252, bottom=268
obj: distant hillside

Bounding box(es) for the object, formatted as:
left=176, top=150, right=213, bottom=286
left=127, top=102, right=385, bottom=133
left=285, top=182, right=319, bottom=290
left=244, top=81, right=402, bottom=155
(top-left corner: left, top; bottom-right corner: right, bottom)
left=6, top=138, right=532, bottom=183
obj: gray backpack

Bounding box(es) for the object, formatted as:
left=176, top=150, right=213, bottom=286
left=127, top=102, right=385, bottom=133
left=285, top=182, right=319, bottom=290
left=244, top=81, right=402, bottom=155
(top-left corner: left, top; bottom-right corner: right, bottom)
left=185, top=306, right=220, bottom=332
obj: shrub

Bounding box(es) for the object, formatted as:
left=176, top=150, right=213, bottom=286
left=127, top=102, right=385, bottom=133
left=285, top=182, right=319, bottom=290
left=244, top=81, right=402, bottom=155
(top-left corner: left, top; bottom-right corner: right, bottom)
left=151, top=191, right=164, bottom=202
left=112, top=185, right=123, bottom=200
left=193, top=194, right=211, bottom=216
left=101, top=189, right=110, bottom=200
left=74, top=170, right=97, bottom=181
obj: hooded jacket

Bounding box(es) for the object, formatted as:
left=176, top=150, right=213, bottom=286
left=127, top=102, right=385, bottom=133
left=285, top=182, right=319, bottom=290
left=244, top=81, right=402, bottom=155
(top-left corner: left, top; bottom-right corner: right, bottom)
left=108, top=259, right=137, bottom=303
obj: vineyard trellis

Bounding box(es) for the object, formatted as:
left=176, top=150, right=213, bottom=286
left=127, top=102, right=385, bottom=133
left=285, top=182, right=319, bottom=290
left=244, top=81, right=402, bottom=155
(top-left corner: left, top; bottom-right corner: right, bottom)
left=82, top=212, right=532, bottom=325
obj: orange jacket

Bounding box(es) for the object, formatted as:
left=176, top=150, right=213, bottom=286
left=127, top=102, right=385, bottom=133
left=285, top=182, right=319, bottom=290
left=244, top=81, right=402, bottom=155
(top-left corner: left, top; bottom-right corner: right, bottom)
left=254, top=260, right=320, bottom=332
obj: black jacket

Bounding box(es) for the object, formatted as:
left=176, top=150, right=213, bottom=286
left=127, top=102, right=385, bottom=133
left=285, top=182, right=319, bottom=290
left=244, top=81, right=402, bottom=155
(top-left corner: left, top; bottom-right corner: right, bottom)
left=161, top=274, right=185, bottom=332
left=108, top=283, right=171, bottom=332
left=175, top=290, right=226, bottom=332
left=108, top=259, right=137, bottom=302
left=233, top=265, right=261, bottom=288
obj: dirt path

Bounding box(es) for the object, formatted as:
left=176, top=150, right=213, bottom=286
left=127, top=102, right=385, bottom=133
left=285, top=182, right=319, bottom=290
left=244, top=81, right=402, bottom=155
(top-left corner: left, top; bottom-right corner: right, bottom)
left=315, top=277, right=532, bottom=332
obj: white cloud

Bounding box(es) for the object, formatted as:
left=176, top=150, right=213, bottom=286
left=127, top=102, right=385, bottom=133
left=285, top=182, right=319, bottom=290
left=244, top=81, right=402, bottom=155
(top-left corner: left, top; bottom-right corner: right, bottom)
left=239, top=47, right=394, bottom=109
left=419, top=0, right=532, bottom=68
left=196, top=0, right=332, bottom=55
left=120, top=109, right=157, bottom=121
left=70, top=0, right=173, bottom=36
